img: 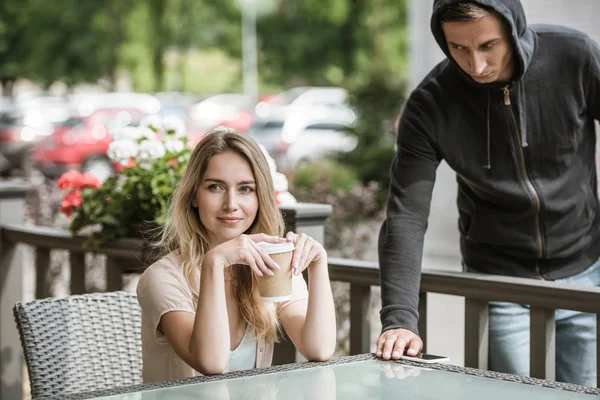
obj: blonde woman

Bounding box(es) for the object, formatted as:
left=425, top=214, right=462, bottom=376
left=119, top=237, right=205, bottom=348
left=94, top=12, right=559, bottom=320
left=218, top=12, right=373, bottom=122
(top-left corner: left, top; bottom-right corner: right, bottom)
left=136, top=129, right=336, bottom=382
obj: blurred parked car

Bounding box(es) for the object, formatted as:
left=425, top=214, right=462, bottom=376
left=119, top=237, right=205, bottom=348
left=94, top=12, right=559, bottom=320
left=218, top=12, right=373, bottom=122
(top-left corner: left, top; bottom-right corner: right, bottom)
left=189, top=93, right=255, bottom=132
left=69, top=92, right=161, bottom=117
left=282, top=123, right=358, bottom=166
left=0, top=95, right=71, bottom=176
left=32, top=107, right=146, bottom=181
left=248, top=87, right=357, bottom=166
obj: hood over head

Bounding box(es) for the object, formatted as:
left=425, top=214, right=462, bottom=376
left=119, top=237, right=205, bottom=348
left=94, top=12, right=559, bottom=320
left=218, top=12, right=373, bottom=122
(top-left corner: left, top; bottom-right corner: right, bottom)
left=430, top=0, right=536, bottom=170
left=431, top=0, right=535, bottom=84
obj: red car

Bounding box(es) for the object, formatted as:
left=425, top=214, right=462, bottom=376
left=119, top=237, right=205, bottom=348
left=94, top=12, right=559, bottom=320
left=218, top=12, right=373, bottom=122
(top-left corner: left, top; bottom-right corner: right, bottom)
left=32, top=108, right=146, bottom=181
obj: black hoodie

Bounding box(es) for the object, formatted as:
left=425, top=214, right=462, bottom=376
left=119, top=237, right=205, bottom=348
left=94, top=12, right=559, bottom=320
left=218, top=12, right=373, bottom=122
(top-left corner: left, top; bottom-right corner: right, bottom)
left=378, top=0, right=600, bottom=335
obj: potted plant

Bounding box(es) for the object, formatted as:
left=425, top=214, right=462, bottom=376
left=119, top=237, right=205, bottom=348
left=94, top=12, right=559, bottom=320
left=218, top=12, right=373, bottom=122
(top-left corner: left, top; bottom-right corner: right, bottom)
left=58, top=115, right=191, bottom=249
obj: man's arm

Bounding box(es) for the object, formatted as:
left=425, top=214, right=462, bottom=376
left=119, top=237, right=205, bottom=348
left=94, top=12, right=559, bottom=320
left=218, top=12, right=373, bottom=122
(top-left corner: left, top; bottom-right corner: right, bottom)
left=379, top=92, right=441, bottom=336
left=585, top=36, right=600, bottom=120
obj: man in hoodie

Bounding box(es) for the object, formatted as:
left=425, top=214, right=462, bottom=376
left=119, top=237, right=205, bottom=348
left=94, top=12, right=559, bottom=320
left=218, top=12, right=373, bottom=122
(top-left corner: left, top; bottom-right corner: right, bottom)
left=377, top=0, right=600, bottom=387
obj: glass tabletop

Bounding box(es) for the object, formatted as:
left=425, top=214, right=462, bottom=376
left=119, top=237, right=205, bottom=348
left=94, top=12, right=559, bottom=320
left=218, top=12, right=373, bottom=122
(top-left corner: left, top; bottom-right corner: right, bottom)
left=93, top=359, right=596, bottom=400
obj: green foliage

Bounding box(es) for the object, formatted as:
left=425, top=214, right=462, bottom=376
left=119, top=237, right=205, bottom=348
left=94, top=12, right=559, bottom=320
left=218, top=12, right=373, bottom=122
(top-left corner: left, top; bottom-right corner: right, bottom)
left=256, top=0, right=408, bottom=87
left=0, top=0, right=34, bottom=91
left=288, top=160, right=381, bottom=257
left=70, top=149, right=190, bottom=249
left=64, top=115, right=191, bottom=249
left=292, top=160, right=357, bottom=193
left=336, top=72, right=407, bottom=206
left=1, top=0, right=409, bottom=102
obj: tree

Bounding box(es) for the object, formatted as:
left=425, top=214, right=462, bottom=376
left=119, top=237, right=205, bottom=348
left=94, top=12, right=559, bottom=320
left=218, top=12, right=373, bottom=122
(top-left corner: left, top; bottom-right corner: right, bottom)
left=254, top=0, right=407, bottom=89
left=0, top=0, right=136, bottom=92
left=0, top=0, right=34, bottom=95
left=337, top=72, right=406, bottom=206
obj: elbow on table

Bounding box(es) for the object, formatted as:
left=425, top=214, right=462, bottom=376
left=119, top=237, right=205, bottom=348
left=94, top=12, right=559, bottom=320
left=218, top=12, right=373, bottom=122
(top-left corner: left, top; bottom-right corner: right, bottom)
left=189, top=347, right=228, bottom=375
left=303, top=346, right=335, bottom=362
left=193, top=359, right=228, bottom=376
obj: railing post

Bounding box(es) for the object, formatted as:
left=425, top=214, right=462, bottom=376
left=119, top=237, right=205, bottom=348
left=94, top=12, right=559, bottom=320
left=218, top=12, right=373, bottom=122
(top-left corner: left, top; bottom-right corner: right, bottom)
left=0, top=180, right=29, bottom=400
left=350, top=284, right=371, bottom=355
left=530, top=306, right=555, bottom=381
left=69, top=252, right=86, bottom=294
left=105, top=256, right=123, bottom=292
left=418, top=292, right=428, bottom=353
left=280, top=203, right=332, bottom=245
left=35, top=248, right=51, bottom=298
left=272, top=203, right=332, bottom=365
left=464, top=298, right=489, bottom=370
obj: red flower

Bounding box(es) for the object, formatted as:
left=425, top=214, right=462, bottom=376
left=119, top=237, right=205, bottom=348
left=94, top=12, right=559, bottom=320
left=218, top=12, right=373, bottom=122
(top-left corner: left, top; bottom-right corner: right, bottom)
left=81, top=173, right=102, bottom=189
left=57, top=170, right=83, bottom=191
left=167, top=159, right=179, bottom=168
left=118, top=159, right=137, bottom=170
left=61, top=190, right=83, bottom=217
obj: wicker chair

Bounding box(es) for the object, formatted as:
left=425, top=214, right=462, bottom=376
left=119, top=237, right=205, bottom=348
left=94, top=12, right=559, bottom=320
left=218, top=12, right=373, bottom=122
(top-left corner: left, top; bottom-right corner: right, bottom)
left=13, top=291, right=142, bottom=398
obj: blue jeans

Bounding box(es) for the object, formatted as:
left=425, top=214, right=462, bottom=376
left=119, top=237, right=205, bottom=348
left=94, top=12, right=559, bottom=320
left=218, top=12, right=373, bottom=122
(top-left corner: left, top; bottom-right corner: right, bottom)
left=488, top=258, right=600, bottom=387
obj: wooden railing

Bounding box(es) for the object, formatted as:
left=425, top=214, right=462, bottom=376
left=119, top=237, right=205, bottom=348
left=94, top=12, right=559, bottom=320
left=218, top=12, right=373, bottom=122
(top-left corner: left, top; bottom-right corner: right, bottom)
left=328, top=256, right=600, bottom=387
left=2, top=223, right=600, bottom=388
left=2, top=181, right=600, bottom=394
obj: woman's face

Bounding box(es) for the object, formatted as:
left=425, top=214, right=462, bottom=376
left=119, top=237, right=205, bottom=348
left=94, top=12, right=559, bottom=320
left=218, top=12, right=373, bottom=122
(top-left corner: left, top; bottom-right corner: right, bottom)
left=193, top=151, right=259, bottom=247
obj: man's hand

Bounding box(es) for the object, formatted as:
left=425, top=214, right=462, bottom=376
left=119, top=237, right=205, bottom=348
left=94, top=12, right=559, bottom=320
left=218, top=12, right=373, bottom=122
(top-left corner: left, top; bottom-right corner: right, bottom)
left=376, top=328, right=423, bottom=360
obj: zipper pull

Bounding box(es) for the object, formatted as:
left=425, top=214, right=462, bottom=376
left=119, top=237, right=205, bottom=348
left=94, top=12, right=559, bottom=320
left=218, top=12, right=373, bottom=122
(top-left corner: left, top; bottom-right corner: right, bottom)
left=503, top=86, right=511, bottom=105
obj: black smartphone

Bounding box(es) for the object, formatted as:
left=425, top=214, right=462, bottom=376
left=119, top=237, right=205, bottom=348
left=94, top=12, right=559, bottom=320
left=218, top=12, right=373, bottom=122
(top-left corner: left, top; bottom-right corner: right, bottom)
left=400, top=353, right=450, bottom=363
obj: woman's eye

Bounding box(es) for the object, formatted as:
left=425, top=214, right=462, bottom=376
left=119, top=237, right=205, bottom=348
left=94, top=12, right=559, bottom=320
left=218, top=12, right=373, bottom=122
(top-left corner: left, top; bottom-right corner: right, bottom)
left=208, top=184, right=223, bottom=191
left=239, top=186, right=254, bottom=193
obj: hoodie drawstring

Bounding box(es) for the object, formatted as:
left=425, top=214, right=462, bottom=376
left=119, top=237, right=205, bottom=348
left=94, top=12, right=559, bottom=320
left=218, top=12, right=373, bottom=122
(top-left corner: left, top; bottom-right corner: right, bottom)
left=484, top=91, right=491, bottom=170
left=517, top=81, right=528, bottom=147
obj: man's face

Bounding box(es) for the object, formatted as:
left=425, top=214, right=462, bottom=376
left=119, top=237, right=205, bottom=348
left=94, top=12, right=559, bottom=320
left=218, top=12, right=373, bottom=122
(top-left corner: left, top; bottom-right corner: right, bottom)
left=442, top=12, right=514, bottom=84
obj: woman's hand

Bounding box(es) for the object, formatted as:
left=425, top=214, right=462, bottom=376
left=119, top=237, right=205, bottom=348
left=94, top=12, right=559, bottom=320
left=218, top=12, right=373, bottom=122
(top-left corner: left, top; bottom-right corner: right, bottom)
left=207, top=233, right=285, bottom=277
left=285, top=231, right=327, bottom=275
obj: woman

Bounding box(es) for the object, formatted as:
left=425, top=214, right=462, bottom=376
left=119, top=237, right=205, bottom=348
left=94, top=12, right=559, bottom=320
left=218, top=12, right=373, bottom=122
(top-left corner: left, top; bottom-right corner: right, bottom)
left=137, top=129, right=336, bottom=382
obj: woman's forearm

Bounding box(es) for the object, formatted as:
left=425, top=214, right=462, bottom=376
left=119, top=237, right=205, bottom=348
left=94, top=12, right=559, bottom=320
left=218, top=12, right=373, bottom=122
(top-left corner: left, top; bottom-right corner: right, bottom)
left=300, top=258, right=337, bottom=360
left=189, top=255, right=230, bottom=374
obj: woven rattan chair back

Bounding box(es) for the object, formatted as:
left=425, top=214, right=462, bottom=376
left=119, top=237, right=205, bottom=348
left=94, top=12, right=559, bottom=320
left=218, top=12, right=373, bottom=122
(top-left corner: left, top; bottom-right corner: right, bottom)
left=13, top=291, right=142, bottom=398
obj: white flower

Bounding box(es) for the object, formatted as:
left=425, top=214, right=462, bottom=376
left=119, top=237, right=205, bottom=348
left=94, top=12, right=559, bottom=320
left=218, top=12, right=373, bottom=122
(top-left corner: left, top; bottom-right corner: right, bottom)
left=276, top=191, right=297, bottom=206
left=213, top=125, right=236, bottom=134
left=164, top=139, right=185, bottom=154
left=272, top=171, right=289, bottom=192
left=111, top=126, right=143, bottom=141
left=139, top=127, right=157, bottom=141
left=259, top=144, right=277, bottom=172
left=139, top=114, right=164, bottom=133
left=138, top=139, right=166, bottom=164
left=162, top=116, right=186, bottom=138
left=107, top=139, right=139, bottom=164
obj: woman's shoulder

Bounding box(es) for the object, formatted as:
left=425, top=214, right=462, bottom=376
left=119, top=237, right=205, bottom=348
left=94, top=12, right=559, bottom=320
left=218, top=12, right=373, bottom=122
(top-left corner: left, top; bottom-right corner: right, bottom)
left=148, top=252, right=183, bottom=273
left=138, top=252, right=186, bottom=290
left=136, top=251, right=196, bottom=318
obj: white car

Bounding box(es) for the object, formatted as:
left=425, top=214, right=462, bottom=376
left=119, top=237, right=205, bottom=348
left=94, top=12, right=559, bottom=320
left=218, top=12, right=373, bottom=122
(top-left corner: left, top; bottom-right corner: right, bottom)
left=188, top=93, right=254, bottom=131
left=283, top=125, right=358, bottom=166
left=249, top=87, right=357, bottom=166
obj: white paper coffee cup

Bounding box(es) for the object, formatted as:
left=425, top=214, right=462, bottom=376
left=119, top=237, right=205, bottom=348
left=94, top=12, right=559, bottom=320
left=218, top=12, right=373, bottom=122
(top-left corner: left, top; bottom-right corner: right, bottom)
left=256, top=241, right=295, bottom=302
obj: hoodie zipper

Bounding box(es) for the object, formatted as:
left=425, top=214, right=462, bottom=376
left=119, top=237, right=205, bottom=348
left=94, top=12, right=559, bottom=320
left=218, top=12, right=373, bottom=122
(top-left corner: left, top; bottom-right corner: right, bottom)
left=503, top=85, right=545, bottom=279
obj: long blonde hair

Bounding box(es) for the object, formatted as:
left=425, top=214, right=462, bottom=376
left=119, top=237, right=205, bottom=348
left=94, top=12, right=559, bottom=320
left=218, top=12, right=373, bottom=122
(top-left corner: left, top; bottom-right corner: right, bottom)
left=158, top=129, right=285, bottom=342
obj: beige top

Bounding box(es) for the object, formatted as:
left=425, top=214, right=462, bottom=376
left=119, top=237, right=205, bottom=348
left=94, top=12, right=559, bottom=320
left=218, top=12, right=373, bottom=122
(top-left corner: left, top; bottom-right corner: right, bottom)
left=136, top=252, right=309, bottom=383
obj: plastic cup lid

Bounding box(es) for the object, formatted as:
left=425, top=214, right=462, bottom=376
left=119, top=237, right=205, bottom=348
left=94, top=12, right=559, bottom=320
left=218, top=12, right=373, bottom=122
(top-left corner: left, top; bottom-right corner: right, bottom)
left=257, top=240, right=295, bottom=254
